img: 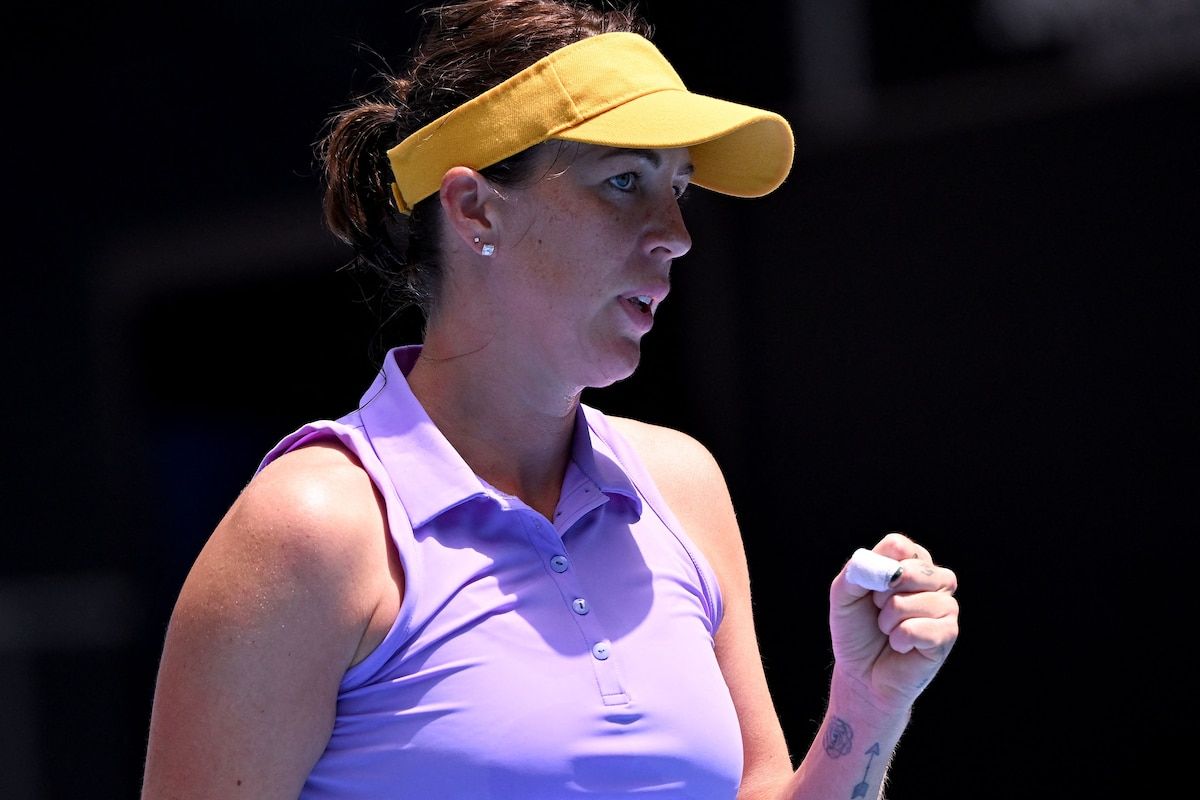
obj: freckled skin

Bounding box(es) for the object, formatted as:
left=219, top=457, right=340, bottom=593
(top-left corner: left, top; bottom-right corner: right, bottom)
left=470, top=143, right=693, bottom=394
left=142, top=135, right=961, bottom=800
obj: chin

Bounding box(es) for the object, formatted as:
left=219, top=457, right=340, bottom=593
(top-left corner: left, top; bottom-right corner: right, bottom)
left=584, top=344, right=642, bottom=389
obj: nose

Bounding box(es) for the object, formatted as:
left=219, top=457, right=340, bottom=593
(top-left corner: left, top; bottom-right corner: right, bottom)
left=644, top=191, right=692, bottom=260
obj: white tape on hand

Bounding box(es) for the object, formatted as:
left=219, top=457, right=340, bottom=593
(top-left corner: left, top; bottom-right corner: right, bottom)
left=846, top=548, right=903, bottom=591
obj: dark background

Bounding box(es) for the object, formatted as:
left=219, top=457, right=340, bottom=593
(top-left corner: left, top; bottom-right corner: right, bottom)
left=3, top=0, right=1195, bottom=797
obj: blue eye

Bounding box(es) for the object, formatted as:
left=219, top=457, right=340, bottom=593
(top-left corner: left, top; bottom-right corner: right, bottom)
left=608, top=172, right=637, bottom=191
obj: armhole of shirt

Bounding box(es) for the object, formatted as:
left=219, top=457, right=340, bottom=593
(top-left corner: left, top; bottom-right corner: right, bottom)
left=581, top=407, right=725, bottom=636
left=256, top=415, right=419, bottom=691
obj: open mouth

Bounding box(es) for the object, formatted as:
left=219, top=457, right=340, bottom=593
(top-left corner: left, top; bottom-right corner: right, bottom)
left=627, top=295, right=653, bottom=314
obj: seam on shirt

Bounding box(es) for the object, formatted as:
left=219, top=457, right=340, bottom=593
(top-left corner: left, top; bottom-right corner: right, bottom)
left=583, top=416, right=724, bottom=635
left=263, top=416, right=419, bottom=691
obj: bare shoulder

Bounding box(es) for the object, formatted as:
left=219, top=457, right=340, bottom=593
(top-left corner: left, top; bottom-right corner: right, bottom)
left=605, top=416, right=727, bottom=495
left=172, top=437, right=394, bottom=655
left=142, top=439, right=395, bottom=798
left=242, top=440, right=383, bottom=527
left=605, top=416, right=746, bottom=581
left=201, top=438, right=397, bottom=649
left=233, top=440, right=387, bottom=561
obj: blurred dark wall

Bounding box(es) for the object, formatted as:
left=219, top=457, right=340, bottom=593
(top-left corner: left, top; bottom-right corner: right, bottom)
left=4, top=1, right=1196, bottom=797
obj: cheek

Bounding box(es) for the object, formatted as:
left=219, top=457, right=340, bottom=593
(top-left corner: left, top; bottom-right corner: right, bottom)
left=511, top=192, right=639, bottom=301
left=525, top=208, right=612, bottom=269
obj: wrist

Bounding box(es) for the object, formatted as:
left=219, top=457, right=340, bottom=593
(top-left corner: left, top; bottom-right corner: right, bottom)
left=827, top=667, right=913, bottom=730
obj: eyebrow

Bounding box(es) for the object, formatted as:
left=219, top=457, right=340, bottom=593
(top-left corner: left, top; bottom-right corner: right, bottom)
left=599, top=148, right=695, bottom=177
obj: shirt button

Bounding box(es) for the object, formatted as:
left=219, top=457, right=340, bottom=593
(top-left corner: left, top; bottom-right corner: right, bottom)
left=572, top=598, right=590, bottom=615
left=550, top=555, right=569, bottom=573
left=591, top=641, right=611, bottom=660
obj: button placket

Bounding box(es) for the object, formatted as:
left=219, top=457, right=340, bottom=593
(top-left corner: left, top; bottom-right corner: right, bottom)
left=527, top=508, right=629, bottom=704
left=552, top=484, right=609, bottom=535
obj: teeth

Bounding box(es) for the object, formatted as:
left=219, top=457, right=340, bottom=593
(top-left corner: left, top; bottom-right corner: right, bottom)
left=628, top=295, right=653, bottom=313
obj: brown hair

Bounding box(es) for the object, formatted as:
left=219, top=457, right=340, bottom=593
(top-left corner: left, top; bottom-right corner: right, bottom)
left=318, top=0, right=653, bottom=321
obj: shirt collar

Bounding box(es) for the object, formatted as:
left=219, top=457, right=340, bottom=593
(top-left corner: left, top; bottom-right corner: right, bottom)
left=356, top=345, right=641, bottom=527
left=573, top=404, right=642, bottom=515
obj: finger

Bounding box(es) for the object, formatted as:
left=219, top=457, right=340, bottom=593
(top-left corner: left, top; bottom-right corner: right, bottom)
left=846, top=548, right=904, bottom=592
left=885, top=613, right=960, bottom=656
left=875, top=531, right=932, bottom=564
left=875, top=563, right=957, bottom=608
left=889, top=563, right=957, bottom=595
left=876, top=590, right=960, bottom=637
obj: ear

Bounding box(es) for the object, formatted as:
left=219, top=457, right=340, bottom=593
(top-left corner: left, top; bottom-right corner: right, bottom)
left=439, top=167, right=497, bottom=254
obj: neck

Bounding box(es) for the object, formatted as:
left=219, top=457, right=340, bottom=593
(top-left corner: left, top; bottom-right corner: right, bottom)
left=405, top=338, right=580, bottom=520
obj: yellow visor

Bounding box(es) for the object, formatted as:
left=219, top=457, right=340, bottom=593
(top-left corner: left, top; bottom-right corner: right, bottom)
left=386, top=31, right=795, bottom=213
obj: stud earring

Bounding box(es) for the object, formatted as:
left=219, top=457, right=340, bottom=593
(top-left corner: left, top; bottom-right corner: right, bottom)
left=473, top=237, right=495, bottom=256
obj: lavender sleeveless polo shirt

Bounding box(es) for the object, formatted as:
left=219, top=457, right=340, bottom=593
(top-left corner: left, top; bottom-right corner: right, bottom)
left=258, top=346, right=743, bottom=798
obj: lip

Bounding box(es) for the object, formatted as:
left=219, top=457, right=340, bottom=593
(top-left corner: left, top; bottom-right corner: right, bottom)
left=621, top=281, right=671, bottom=313
left=616, top=282, right=668, bottom=334
left=618, top=294, right=655, bottom=333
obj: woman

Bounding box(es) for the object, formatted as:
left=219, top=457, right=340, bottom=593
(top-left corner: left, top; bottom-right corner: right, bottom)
left=141, top=1, right=960, bottom=798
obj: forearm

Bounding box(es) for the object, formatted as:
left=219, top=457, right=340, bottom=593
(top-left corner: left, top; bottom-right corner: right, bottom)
left=782, top=673, right=912, bottom=800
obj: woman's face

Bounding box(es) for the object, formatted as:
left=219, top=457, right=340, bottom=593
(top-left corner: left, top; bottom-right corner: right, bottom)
left=483, top=142, right=694, bottom=391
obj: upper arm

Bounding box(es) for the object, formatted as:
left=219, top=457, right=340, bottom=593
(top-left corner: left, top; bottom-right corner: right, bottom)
left=141, top=442, right=394, bottom=799
left=608, top=417, right=795, bottom=798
